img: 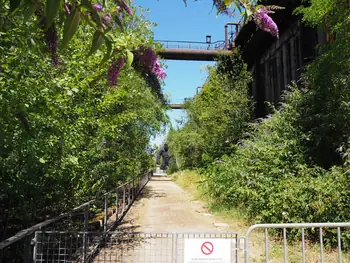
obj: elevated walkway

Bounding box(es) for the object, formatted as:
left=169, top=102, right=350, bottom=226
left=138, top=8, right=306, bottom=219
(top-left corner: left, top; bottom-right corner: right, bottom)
left=158, top=48, right=232, bottom=61
left=168, top=103, right=184, bottom=109
left=156, top=23, right=239, bottom=61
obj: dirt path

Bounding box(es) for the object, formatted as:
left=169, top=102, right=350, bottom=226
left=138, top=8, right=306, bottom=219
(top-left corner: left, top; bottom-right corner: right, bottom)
left=101, top=176, right=245, bottom=262
left=120, top=176, right=236, bottom=233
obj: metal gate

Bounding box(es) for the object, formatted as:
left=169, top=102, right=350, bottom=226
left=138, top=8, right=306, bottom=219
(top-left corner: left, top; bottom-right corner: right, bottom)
left=31, top=222, right=350, bottom=263
left=242, top=222, right=350, bottom=263
left=33, top=231, right=239, bottom=263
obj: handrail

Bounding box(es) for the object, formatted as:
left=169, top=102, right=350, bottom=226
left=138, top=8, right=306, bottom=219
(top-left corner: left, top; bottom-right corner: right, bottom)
left=0, top=200, right=95, bottom=250
left=156, top=40, right=227, bottom=51
left=155, top=40, right=226, bottom=44
left=0, top=171, right=152, bottom=250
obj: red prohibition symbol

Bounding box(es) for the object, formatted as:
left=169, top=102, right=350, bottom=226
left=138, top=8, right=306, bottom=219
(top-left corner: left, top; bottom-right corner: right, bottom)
left=201, top=241, right=214, bottom=255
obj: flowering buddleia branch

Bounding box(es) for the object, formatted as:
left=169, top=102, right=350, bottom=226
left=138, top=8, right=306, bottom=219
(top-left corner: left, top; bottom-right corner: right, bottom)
left=107, top=46, right=166, bottom=88
left=135, top=47, right=167, bottom=80
left=252, top=7, right=279, bottom=38
left=11, top=0, right=134, bottom=61
left=116, top=0, right=133, bottom=16
left=184, top=0, right=283, bottom=37
left=9, top=0, right=143, bottom=85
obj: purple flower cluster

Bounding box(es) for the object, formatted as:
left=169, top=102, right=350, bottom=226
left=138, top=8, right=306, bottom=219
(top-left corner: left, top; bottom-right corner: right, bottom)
left=108, top=59, right=125, bottom=86
left=152, top=59, right=167, bottom=80
left=138, top=48, right=166, bottom=80
left=118, top=0, right=133, bottom=16
left=93, top=3, right=103, bottom=12
left=254, top=8, right=279, bottom=38
left=64, top=3, right=71, bottom=15
left=103, top=14, right=111, bottom=23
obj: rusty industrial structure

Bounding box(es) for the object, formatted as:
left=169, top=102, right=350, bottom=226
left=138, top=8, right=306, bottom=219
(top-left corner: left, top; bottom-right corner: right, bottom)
left=158, top=22, right=239, bottom=61
left=235, top=0, right=329, bottom=117
left=168, top=103, right=185, bottom=109
left=162, top=0, right=330, bottom=114
left=159, top=48, right=231, bottom=61
left=161, top=23, right=239, bottom=109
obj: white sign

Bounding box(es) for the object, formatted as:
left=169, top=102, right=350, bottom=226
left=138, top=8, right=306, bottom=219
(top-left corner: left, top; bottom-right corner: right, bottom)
left=184, top=238, right=232, bottom=263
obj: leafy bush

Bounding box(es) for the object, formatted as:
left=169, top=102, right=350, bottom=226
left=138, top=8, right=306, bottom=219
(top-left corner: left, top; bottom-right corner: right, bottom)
left=167, top=128, right=205, bottom=169
left=170, top=0, right=350, bottom=249
left=0, top=4, right=166, bottom=241
left=202, top=87, right=350, bottom=247
left=166, top=52, right=252, bottom=169
left=201, top=0, right=350, bottom=236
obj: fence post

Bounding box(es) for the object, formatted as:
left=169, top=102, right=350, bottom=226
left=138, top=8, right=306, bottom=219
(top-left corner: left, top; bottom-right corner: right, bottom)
left=32, top=232, right=38, bottom=263
left=175, top=233, right=179, bottom=263
left=136, top=177, right=138, bottom=194
left=83, top=205, right=89, bottom=262
left=132, top=180, right=135, bottom=201
left=22, top=235, right=31, bottom=263
left=128, top=183, right=131, bottom=206
left=104, top=194, right=108, bottom=232
left=116, top=190, right=119, bottom=221
left=139, top=176, right=141, bottom=192
left=123, top=186, right=126, bottom=213
left=236, top=234, right=239, bottom=263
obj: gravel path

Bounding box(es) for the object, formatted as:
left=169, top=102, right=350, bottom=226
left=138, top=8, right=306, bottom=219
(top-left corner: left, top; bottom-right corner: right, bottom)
left=121, top=176, right=233, bottom=233
left=97, top=176, right=246, bottom=263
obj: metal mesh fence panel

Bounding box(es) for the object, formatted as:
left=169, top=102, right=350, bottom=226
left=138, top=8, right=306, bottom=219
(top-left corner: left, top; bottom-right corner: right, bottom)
left=34, top=231, right=239, bottom=263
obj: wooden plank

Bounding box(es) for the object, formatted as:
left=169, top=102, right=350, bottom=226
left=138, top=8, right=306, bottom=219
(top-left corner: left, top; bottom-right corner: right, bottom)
left=271, top=56, right=277, bottom=104
left=282, top=44, right=289, bottom=87
left=276, top=49, right=283, bottom=99
left=290, top=36, right=297, bottom=81
left=251, top=64, right=257, bottom=99
left=264, top=61, right=271, bottom=104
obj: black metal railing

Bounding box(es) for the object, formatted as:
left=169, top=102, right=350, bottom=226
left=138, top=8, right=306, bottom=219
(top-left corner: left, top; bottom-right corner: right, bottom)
left=0, top=171, right=152, bottom=263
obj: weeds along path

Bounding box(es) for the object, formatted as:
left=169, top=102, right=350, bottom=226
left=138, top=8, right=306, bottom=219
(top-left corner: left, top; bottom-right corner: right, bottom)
left=112, top=173, right=350, bottom=263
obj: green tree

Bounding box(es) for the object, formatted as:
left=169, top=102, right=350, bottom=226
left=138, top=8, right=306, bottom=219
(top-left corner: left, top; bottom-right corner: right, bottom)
left=166, top=53, right=252, bottom=169
left=0, top=3, right=167, bottom=243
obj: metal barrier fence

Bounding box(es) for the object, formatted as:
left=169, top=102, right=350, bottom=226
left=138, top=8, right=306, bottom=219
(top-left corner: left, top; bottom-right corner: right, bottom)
left=33, top=231, right=239, bottom=263
left=156, top=40, right=227, bottom=50
left=243, top=222, right=350, bottom=263
left=0, top=171, right=152, bottom=263
left=3, top=171, right=350, bottom=263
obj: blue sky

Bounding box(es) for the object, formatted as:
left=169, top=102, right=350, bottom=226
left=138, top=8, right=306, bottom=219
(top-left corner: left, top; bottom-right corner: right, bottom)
left=135, top=0, right=237, bottom=146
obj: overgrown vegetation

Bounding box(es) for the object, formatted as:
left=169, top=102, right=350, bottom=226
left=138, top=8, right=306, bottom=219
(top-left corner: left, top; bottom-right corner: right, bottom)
left=167, top=0, right=350, bottom=248
left=0, top=3, right=167, bottom=242
left=167, top=53, right=252, bottom=170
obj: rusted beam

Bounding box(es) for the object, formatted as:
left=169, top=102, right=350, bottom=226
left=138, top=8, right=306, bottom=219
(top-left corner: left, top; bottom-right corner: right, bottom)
left=168, top=104, right=184, bottom=109
left=159, top=49, right=232, bottom=61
